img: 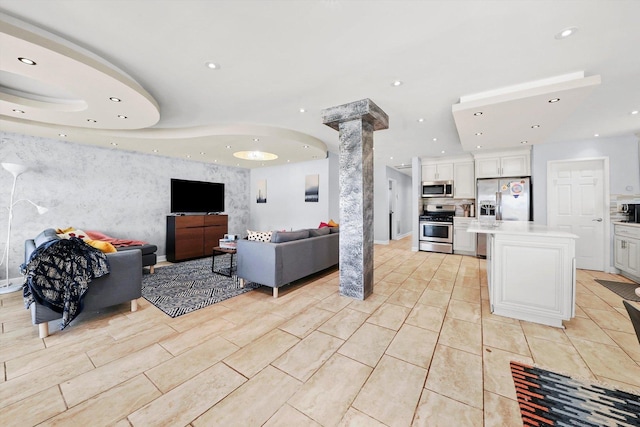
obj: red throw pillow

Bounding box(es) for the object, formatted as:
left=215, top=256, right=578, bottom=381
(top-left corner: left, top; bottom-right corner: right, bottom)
left=319, top=222, right=329, bottom=228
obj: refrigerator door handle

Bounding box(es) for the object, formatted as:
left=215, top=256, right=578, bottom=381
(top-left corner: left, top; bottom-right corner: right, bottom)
left=495, top=191, right=502, bottom=220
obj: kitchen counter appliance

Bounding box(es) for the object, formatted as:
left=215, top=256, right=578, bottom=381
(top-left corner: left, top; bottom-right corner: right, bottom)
left=419, top=204, right=455, bottom=253
left=476, top=177, right=532, bottom=257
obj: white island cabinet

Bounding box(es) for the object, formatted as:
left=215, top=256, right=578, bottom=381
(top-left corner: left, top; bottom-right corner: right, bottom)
left=467, top=221, right=578, bottom=328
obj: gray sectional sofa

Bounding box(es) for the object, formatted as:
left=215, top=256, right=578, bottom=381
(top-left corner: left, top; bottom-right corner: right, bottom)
left=24, top=229, right=143, bottom=338
left=236, top=227, right=339, bottom=298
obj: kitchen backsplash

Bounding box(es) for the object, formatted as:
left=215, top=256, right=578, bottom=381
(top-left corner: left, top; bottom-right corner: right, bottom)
left=420, top=198, right=476, bottom=217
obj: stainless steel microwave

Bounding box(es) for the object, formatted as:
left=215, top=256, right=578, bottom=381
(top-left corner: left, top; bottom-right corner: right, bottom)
left=422, top=181, right=453, bottom=198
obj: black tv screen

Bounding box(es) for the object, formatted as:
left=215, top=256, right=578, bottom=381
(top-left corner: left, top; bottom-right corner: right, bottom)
left=171, top=179, right=225, bottom=213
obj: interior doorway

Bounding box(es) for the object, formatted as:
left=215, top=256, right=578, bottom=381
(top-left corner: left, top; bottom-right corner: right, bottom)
left=547, top=158, right=609, bottom=271
left=388, top=178, right=398, bottom=240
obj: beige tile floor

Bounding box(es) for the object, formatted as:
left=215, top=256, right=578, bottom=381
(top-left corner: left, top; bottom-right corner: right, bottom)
left=1, top=237, right=639, bottom=426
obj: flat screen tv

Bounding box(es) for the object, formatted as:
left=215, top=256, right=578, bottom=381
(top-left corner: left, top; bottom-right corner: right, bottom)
left=171, top=178, right=225, bottom=213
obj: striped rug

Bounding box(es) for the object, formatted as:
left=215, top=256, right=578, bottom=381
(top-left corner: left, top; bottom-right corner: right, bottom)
left=142, top=256, right=260, bottom=317
left=510, top=361, right=640, bottom=427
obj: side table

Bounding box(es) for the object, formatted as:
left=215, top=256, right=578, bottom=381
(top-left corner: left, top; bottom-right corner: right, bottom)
left=212, top=246, right=237, bottom=277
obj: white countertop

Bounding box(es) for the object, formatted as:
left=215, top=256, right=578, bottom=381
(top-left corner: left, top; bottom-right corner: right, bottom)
left=466, top=220, right=579, bottom=238
left=613, top=221, right=640, bottom=228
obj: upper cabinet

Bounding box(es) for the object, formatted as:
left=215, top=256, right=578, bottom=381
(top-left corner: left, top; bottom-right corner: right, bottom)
left=422, top=162, right=454, bottom=181
left=453, top=161, right=475, bottom=198
left=474, top=148, right=531, bottom=178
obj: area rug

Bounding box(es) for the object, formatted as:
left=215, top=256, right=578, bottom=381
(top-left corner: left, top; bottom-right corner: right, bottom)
left=510, top=361, right=640, bottom=427
left=595, top=279, right=640, bottom=302
left=142, top=256, right=261, bottom=317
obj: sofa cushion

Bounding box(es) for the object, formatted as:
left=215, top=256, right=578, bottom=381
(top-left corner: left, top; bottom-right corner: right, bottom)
left=34, top=229, right=61, bottom=248
left=247, top=230, right=273, bottom=242
left=330, top=227, right=340, bottom=233
left=309, top=227, right=331, bottom=237
left=271, top=229, right=309, bottom=243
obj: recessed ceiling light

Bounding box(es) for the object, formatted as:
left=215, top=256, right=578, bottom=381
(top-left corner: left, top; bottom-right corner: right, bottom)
left=287, top=160, right=290, bottom=163
left=18, top=57, right=36, bottom=65
left=200, top=152, right=206, bottom=155
left=441, top=150, right=445, bottom=154
left=303, top=145, right=309, bottom=149
left=594, top=133, right=599, bottom=137
left=12, top=109, right=25, bottom=114
left=117, top=115, right=127, bottom=119
left=109, top=97, right=121, bottom=102
left=476, top=145, right=482, bottom=149
left=153, top=149, right=158, bottom=153
left=205, top=61, right=220, bottom=69
left=186, top=155, right=191, bottom=158
left=59, top=133, right=67, bottom=137
left=87, top=119, right=97, bottom=123
left=110, top=142, right=118, bottom=146
left=548, top=98, right=560, bottom=103
left=475, top=132, right=483, bottom=136
left=253, top=138, right=259, bottom=142
left=391, top=80, right=403, bottom=87
left=390, top=157, right=394, bottom=160
left=531, top=124, right=540, bottom=129
left=555, top=26, right=578, bottom=40
left=631, top=110, right=639, bottom=115
left=299, top=108, right=306, bottom=113
left=473, top=112, right=483, bottom=116
left=432, top=138, right=437, bottom=142
left=417, top=118, right=424, bottom=123
left=226, top=145, right=231, bottom=149
left=520, top=141, right=528, bottom=144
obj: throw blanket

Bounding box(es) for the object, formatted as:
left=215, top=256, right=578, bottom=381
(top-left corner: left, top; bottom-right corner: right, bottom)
left=22, top=238, right=110, bottom=330
left=85, top=230, right=147, bottom=247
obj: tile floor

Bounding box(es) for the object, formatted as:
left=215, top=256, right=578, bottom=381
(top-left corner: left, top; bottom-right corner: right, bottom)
left=1, top=237, right=639, bottom=426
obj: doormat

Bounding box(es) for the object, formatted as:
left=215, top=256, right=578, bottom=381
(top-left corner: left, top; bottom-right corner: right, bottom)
left=595, top=279, right=640, bottom=302
left=510, top=361, right=640, bottom=427
left=142, top=256, right=261, bottom=317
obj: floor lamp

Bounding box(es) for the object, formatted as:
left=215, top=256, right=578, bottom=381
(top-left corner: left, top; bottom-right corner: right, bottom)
left=1, top=162, right=48, bottom=294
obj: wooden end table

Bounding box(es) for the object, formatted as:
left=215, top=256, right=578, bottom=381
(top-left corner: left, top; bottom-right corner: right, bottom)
left=212, top=246, right=237, bottom=277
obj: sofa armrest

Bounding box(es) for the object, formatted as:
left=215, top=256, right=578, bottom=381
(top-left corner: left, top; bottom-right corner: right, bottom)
left=25, top=239, right=36, bottom=264
left=236, top=239, right=280, bottom=287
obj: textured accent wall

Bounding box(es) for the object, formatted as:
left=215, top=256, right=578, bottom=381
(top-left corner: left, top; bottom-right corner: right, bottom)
left=0, top=131, right=250, bottom=280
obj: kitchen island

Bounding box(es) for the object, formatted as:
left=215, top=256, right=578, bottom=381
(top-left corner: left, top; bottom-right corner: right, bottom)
left=467, top=221, right=578, bottom=328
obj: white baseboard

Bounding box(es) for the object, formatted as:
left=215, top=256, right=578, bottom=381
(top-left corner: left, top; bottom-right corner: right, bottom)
left=157, top=255, right=167, bottom=263
left=374, top=240, right=389, bottom=245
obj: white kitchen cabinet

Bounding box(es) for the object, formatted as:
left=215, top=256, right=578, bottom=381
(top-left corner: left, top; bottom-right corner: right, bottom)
left=422, top=162, right=453, bottom=181
left=474, top=149, right=530, bottom=178
left=453, top=217, right=476, bottom=255
left=468, top=221, right=577, bottom=328
left=453, top=161, right=475, bottom=198
left=614, top=223, right=640, bottom=281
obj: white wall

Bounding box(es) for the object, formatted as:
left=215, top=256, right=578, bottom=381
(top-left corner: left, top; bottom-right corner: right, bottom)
left=532, top=135, right=640, bottom=224
left=0, top=131, right=250, bottom=279
left=249, top=153, right=339, bottom=231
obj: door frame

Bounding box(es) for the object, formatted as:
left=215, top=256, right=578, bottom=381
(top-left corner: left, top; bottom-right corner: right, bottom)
left=546, top=157, right=610, bottom=272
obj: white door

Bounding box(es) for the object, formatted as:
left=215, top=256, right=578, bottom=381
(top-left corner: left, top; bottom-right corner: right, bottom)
left=547, top=159, right=607, bottom=271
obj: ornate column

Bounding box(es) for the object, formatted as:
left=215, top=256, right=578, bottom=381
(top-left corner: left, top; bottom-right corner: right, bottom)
left=321, top=99, right=389, bottom=300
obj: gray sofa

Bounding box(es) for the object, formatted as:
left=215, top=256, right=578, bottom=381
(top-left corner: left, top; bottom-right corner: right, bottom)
left=236, top=227, right=339, bottom=298
left=24, top=229, right=142, bottom=338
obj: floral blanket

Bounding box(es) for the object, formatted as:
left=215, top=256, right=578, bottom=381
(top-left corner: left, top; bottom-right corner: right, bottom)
left=22, top=237, right=110, bottom=330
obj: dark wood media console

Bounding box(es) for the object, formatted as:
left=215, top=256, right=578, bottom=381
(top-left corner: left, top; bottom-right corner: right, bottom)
left=166, top=214, right=228, bottom=262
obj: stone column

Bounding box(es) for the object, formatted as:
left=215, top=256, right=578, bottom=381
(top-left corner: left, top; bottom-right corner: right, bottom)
left=321, top=99, right=389, bottom=300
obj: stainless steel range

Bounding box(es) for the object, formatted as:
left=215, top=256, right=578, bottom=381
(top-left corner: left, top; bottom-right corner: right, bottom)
left=419, top=204, right=455, bottom=253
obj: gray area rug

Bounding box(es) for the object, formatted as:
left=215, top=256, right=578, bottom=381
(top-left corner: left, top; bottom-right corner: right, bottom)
left=142, top=256, right=261, bottom=317
left=595, top=279, right=640, bottom=302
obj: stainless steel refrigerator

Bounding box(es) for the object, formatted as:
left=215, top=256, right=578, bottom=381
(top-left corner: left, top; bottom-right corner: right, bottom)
left=476, top=177, right=532, bottom=257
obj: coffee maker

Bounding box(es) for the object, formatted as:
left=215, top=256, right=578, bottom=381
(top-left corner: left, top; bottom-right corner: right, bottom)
left=624, top=204, right=640, bottom=223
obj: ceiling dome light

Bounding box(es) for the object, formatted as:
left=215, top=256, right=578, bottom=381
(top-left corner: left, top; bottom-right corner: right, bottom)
left=555, top=27, right=578, bottom=40
left=391, top=80, right=403, bottom=87
left=205, top=61, right=220, bottom=69
left=548, top=98, right=560, bottom=103
left=109, top=97, right=121, bottom=102
left=234, top=151, right=278, bottom=161
left=18, top=57, right=36, bottom=65
left=473, top=112, right=483, bottom=116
